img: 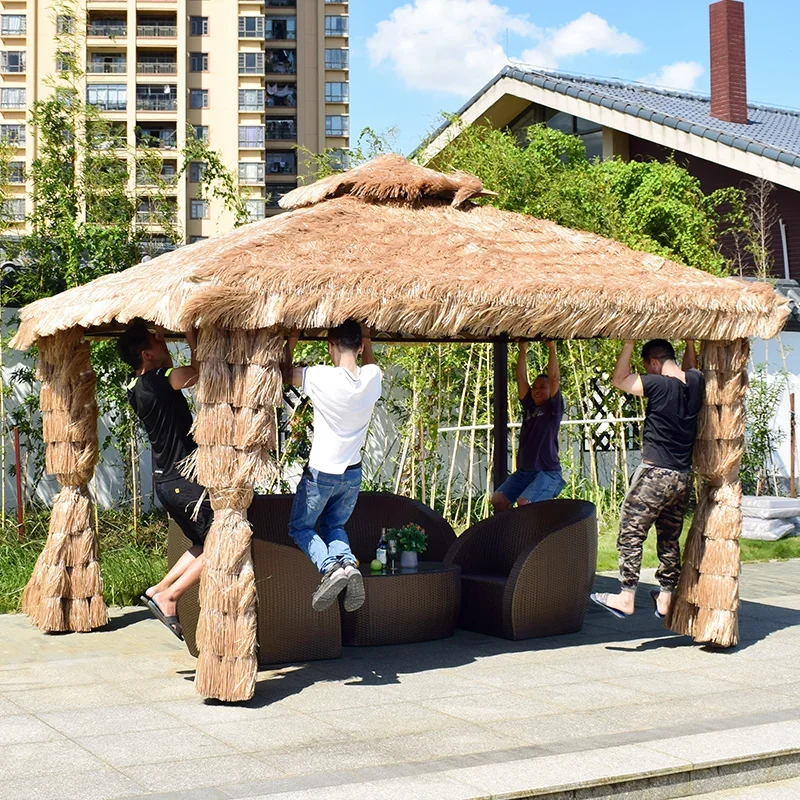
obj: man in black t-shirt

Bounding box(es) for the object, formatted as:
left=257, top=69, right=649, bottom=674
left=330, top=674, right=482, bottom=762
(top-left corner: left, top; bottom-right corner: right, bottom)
left=492, top=341, right=565, bottom=512
left=117, top=321, right=211, bottom=640
left=591, top=339, right=704, bottom=621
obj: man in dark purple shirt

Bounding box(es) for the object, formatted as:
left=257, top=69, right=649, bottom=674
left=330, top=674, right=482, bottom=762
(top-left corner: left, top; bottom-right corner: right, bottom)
left=491, top=341, right=565, bottom=512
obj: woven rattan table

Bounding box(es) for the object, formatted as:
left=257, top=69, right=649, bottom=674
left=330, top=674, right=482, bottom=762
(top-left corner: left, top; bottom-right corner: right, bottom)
left=341, top=562, right=461, bottom=647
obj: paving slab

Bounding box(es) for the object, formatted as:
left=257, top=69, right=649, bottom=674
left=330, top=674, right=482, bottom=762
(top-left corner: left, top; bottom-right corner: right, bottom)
left=2, top=562, right=800, bottom=799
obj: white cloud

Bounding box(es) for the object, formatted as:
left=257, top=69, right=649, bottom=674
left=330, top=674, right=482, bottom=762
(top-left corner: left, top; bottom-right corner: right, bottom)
left=368, top=2, right=641, bottom=96
left=640, top=61, right=704, bottom=92
left=521, top=12, right=642, bottom=69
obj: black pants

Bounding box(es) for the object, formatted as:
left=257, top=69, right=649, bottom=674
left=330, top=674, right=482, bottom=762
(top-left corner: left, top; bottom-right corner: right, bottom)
left=156, top=476, right=213, bottom=547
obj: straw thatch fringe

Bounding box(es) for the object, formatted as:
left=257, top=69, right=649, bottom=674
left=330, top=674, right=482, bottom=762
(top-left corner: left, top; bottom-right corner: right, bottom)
left=697, top=404, right=746, bottom=441
left=10, top=159, right=789, bottom=353
left=668, top=339, right=748, bottom=648
left=193, top=328, right=282, bottom=702
left=279, top=154, right=489, bottom=210
left=22, top=332, right=106, bottom=633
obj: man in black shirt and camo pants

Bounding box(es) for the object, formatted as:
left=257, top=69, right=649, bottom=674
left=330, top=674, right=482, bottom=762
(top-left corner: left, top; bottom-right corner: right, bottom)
left=591, top=339, right=705, bottom=621
left=118, top=321, right=211, bottom=639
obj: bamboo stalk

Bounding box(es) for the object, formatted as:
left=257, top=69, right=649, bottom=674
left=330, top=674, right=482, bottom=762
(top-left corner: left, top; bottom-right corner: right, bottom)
left=444, top=345, right=474, bottom=521
left=465, top=347, right=484, bottom=527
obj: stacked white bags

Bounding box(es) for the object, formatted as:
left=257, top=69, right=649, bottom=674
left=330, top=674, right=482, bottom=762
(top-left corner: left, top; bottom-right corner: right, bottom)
left=741, top=496, right=800, bottom=540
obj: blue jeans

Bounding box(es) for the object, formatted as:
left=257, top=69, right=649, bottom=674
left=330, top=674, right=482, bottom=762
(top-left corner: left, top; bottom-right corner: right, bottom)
left=288, top=465, right=362, bottom=574
left=496, top=469, right=566, bottom=505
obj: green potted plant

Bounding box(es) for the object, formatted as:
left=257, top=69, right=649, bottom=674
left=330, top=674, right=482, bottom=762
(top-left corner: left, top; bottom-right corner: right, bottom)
left=387, top=523, right=427, bottom=570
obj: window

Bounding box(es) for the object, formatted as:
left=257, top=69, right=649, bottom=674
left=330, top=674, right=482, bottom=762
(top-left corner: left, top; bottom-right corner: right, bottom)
left=265, top=118, right=296, bottom=140
left=325, top=81, right=348, bottom=103
left=6, top=161, right=25, bottom=183
left=238, top=52, right=264, bottom=75
left=543, top=110, right=603, bottom=161
left=56, top=15, right=74, bottom=34
left=0, top=88, right=25, bottom=109
left=189, top=89, right=209, bottom=109
left=190, top=199, right=209, bottom=219
left=238, top=16, right=264, bottom=38
left=1, top=15, right=26, bottom=36
left=265, top=184, right=295, bottom=208
left=324, top=16, right=348, bottom=36
left=265, top=16, right=296, bottom=40
left=192, top=125, right=209, bottom=143
left=238, top=88, right=265, bottom=111
left=87, top=84, right=127, bottom=111
left=56, top=51, right=71, bottom=72
left=265, top=49, right=295, bottom=74
left=266, top=151, right=296, bottom=175
left=238, top=125, right=264, bottom=148
left=245, top=199, right=265, bottom=221
left=190, top=16, right=208, bottom=36
left=1, top=51, right=26, bottom=73
left=325, top=115, right=349, bottom=136
left=189, top=162, right=206, bottom=182
left=137, top=125, right=177, bottom=148
left=238, top=161, right=265, bottom=184
left=324, top=48, right=348, bottom=70
left=1, top=198, right=24, bottom=221
left=327, top=148, right=350, bottom=171
left=190, top=52, right=208, bottom=72
left=265, top=83, right=296, bottom=107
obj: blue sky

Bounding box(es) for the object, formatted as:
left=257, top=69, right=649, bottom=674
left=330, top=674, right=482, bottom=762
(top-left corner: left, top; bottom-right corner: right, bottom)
left=350, top=0, right=799, bottom=155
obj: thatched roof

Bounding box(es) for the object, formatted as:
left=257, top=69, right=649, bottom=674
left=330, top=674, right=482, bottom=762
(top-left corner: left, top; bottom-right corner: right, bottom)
left=11, top=155, right=788, bottom=350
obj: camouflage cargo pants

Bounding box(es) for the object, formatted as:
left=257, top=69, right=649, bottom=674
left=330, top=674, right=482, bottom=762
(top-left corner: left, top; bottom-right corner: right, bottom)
left=617, top=464, right=692, bottom=591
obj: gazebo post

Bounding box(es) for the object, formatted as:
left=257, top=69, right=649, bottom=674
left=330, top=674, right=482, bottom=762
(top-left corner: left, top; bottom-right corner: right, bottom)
left=190, top=326, right=283, bottom=702
left=21, top=329, right=107, bottom=632
left=493, top=339, right=509, bottom=490
left=668, top=338, right=748, bottom=647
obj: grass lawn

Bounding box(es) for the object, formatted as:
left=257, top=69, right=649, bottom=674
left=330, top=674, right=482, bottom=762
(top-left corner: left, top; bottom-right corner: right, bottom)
left=0, top=508, right=167, bottom=615
left=596, top=513, right=800, bottom=572
left=3, top=508, right=800, bottom=615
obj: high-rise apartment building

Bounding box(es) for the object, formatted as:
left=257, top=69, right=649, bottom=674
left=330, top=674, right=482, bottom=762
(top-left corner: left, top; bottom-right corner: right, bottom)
left=0, top=0, right=349, bottom=246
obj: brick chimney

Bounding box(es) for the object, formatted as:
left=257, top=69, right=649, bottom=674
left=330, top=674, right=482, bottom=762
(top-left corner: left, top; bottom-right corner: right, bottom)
left=710, top=0, right=748, bottom=124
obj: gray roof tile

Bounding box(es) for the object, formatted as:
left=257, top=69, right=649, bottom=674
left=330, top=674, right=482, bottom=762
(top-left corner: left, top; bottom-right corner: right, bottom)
left=432, top=65, right=800, bottom=169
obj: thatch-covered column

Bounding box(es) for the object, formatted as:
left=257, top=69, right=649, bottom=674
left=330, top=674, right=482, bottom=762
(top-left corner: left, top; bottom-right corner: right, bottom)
left=22, top=329, right=107, bottom=632
left=190, top=327, right=282, bottom=702
left=668, top=339, right=749, bottom=647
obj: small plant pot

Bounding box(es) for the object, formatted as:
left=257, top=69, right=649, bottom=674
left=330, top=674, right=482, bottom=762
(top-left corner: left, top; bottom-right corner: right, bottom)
left=400, top=550, right=418, bottom=570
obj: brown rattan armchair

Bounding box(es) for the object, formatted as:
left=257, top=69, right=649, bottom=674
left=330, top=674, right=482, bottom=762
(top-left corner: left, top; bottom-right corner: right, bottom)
left=168, top=491, right=457, bottom=664
left=444, top=499, right=597, bottom=640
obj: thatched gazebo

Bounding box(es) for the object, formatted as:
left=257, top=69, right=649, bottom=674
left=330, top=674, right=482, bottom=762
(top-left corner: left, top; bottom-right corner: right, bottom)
left=11, top=155, right=788, bottom=702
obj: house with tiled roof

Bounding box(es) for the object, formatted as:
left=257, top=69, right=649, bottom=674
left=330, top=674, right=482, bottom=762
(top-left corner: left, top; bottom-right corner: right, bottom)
left=420, top=0, right=800, bottom=281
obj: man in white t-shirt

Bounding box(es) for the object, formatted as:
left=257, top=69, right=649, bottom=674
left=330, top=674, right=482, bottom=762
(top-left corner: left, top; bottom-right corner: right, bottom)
left=282, top=319, right=382, bottom=612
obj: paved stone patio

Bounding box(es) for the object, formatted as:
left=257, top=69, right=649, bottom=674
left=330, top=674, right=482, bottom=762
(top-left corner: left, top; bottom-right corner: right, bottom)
left=2, top=561, right=800, bottom=800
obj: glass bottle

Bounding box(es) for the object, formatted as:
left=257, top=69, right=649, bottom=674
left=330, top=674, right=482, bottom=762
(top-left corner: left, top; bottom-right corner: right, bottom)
left=376, top=528, right=387, bottom=568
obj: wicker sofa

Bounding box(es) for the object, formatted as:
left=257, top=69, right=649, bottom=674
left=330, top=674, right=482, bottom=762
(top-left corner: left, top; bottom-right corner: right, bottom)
left=444, top=499, right=597, bottom=640
left=168, top=491, right=457, bottom=664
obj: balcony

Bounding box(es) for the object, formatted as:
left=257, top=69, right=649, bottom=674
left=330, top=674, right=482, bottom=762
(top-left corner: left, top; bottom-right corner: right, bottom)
left=265, top=0, right=296, bottom=6
left=137, top=24, right=177, bottom=38
left=265, top=185, right=295, bottom=208
left=87, top=59, right=127, bottom=74
left=265, top=49, right=295, bottom=75
left=266, top=153, right=296, bottom=175
left=136, top=171, right=178, bottom=187
left=137, top=130, right=177, bottom=149
left=266, top=83, right=296, bottom=108
left=136, top=210, right=177, bottom=225
left=136, top=86, right=177, bottom=112
left=265, top=119, right=296, bottom=140
left=137, top=61, right=177, bottom=74
left=87, top=23, right=127, bottom=37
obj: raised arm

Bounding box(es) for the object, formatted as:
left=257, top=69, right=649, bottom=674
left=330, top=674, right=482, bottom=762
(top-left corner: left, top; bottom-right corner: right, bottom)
left=281, top=330, right=303, bottom=387
left=546, top=341, right=560, bottom=397
left=516, top=342, right=530, bottom=401
left=612, top=340, right=644, bottom=397
left=360, top=323, right=377, bottom=366
left=682, top=340, right=697, bottom=371
left=168, top=328, right=199, bottom=390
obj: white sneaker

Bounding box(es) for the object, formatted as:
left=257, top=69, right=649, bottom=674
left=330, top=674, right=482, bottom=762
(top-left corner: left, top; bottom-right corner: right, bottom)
left=311, top=566, right=348, bottom=612
left=342, top=563, right=365, bottom=612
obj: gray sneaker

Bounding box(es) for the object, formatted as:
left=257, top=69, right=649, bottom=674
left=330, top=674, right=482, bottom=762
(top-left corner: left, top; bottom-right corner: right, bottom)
left=312, top=566, right=348, bottom=612
left=342, top=563, right=365, bottom=612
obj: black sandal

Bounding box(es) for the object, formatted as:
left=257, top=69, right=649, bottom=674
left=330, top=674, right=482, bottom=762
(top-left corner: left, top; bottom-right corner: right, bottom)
left=650, top=589, right=667, bottom=620
left=145, top=596, right=183, bottom=640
